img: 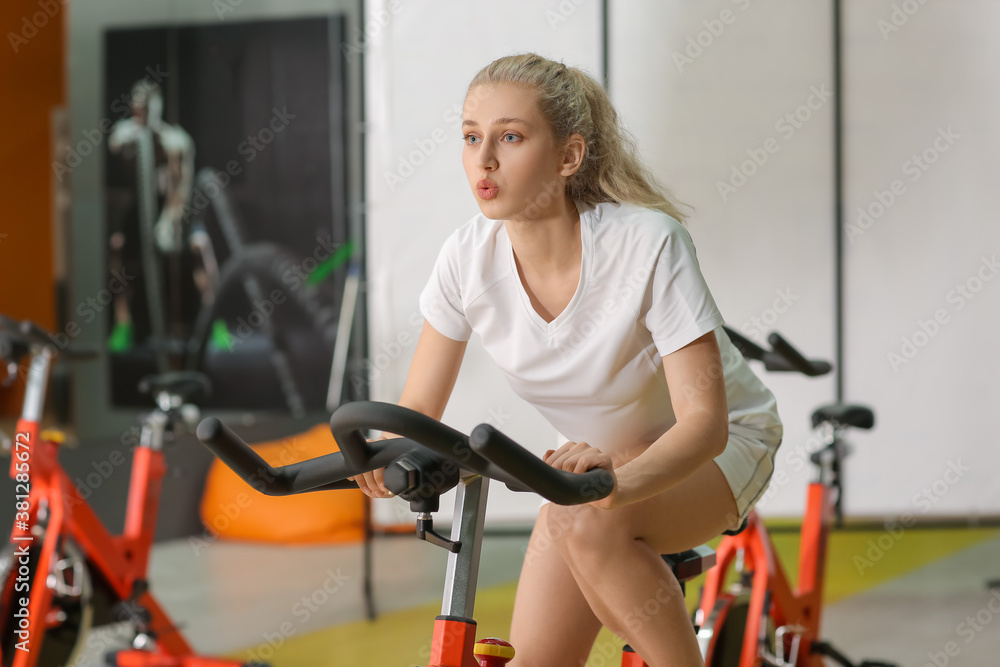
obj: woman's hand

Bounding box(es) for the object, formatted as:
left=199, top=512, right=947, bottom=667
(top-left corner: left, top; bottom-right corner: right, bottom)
left=543, top=440, right=619, bottom=509
left=347, top=435, right=397, bottom=499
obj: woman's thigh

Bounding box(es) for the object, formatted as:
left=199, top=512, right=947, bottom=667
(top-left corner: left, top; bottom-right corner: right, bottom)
left=549, top=459, right=740, bottom=558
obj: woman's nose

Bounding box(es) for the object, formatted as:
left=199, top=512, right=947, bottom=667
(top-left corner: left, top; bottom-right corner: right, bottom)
left=478, top=145, right=498, bottom=170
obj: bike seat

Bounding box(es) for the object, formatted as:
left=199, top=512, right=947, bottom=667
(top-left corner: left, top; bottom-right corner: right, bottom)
left=810, top=403, right=875, bottom=430
left=662, top=545, right=716, bottom=582
left=139, top=371, right=212, bottom=404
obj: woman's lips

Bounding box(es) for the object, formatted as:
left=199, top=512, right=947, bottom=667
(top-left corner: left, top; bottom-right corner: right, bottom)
left=477, top=186, right=498, bottom=200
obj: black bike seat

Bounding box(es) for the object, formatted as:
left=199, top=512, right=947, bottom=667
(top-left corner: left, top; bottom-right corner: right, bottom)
left=138, top=371, right=212, bottom=404
left=810, top=403, right=875, bottom=430
left=661, top=545, right=716, bottom=582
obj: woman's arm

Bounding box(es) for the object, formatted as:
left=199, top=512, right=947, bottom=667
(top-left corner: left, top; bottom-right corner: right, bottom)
left=351, top=320, right=468, bottom=497
left=611, top=330, right=729, bottom=507
left=544, top=330, right=728, bottom=509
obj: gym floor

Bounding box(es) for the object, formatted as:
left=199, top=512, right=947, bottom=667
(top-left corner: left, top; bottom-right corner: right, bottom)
left=68, top=523, right=1000, bottom=666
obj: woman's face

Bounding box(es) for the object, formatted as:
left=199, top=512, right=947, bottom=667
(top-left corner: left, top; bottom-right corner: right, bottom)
left=462, top=83, right=577, bottom=221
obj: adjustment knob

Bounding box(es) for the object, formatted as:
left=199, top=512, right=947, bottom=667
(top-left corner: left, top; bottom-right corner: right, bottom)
left=474, top=637, right=515, bottom=666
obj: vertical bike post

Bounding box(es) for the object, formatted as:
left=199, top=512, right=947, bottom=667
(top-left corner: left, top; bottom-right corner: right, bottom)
left=429, top=475, right=489, bottom=667
left=442, top=475, right=488, bottom=618
left=20, top=347, right=52, bottom=424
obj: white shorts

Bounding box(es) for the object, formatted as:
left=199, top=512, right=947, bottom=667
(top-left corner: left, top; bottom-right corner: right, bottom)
left=713, top=424, right=783, bottom=524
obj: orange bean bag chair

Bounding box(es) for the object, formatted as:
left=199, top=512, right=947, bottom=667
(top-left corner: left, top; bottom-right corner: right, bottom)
left=199, top=422, right=365, bottom=544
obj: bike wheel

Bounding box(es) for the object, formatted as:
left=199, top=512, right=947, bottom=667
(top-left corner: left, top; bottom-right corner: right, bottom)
left=0, top=540, right=94, bottom=667
left=700, top=590, right=775, bottom=667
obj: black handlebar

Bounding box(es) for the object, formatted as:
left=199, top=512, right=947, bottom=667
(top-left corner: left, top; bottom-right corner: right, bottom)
left=766, top=333, right=831, bottom=376
left=197, top=401, right=615, bottom=506
left=0, top=314, right=99, bottom=362
left=722, top=326, right=831, bottom=377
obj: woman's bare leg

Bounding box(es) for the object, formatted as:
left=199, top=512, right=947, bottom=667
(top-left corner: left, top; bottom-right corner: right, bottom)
left=547, top=460, right=739, bottom=666
left=509, top=504, right=604, bottom=666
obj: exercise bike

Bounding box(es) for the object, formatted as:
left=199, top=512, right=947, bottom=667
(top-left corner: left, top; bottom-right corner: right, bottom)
left=199, top=397, right=735, bottom=666
left=197, top=329, right=895, bottom=666
left=695, top=330, right=895, bottom=667
left=0, top=315, right=263, bottom=667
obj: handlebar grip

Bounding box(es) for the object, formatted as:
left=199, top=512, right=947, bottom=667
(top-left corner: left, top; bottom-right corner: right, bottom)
left=767, top=333, right=830, bottom=377
left=13, top=320, right=98, bottom=360
left=722, top=326, right=767, bottom=362
left=197, top=416, right=416, bottom=496
left=0, top=334, right=31, bottom=364
left=469, top=424, right=615, bottom=505
left=197, top=417, right=291, bottom=495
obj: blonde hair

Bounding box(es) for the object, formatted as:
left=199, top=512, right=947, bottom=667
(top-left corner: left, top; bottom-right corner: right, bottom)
left=467, top=53, right=692, bottom=224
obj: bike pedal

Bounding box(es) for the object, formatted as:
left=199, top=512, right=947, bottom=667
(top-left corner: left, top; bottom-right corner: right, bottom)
left=41, top=428, right=67, bottom=443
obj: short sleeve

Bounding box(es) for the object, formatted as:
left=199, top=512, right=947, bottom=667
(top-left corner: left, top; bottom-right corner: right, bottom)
left=643, top=225, right=725, bottom=357
left=419, top=232, right=473, bottom=342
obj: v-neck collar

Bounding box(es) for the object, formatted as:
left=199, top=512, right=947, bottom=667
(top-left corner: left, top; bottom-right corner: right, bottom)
left=505, top=201, right=591, bottom=336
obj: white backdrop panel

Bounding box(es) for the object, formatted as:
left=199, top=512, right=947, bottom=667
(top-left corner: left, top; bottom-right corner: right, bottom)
left=610, top=1, right=836, bottom=516
left=364, top=0, right=603, bottom=524
left=842, top=0, right=1000, bottom=518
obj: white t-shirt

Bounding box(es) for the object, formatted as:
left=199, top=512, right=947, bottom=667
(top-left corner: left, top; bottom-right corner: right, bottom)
left=418, top=199, right=781, bottom=458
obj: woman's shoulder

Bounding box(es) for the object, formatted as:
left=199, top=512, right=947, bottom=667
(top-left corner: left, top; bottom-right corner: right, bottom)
left=584, top=199, right=689, bottom=247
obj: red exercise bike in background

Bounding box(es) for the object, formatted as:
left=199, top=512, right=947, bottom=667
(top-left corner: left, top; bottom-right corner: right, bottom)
left=693, top=330, right=895, bottom=667
left=0, top=315, right=263, bottom=667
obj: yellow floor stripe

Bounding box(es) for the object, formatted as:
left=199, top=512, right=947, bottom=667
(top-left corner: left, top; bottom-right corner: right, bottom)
left=228, top=527, right=998, bottom=666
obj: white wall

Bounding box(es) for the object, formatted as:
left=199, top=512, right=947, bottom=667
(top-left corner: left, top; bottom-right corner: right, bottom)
left=363, top=0, right=603, bottom=523
left=609, top=1, right=837, bottom=517
left=841, top=1, right=1000, bottom=518
left=366, top=0, right=1000, bottom=522
left=609, top=0, right=1000, bottom=518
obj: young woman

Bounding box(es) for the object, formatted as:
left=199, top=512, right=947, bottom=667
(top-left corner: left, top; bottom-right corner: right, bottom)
left=352, top=53, right=783, bottom=666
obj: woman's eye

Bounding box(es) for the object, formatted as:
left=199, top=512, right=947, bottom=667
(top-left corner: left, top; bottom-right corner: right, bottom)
left=464, top=134, right=480, bottom=145
left=503, top=133, right=520, bottom=143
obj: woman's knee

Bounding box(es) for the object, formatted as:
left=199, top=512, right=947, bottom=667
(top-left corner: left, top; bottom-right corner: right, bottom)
left=544, top=503, right=631, bottom=564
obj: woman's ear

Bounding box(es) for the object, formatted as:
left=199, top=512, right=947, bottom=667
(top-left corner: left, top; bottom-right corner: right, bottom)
left=559, top=133, right=586, bottom=177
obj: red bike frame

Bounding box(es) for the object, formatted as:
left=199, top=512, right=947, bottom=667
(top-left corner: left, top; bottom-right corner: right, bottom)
left=698, top=482, right=833, bottom=667
left=2, top=344, right=247, bottom=667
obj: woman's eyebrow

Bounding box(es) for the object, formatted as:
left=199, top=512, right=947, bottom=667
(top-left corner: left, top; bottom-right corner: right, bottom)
left=462, top=117, right=531, bottom=128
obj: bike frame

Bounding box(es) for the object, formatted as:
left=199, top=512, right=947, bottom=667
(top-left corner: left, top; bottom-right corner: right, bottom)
left=2, top=346, right=226, bottom=666
left=698, top=480, right=834, bottom=667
